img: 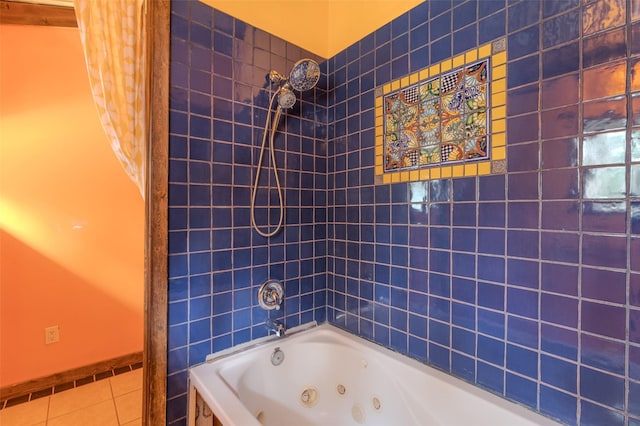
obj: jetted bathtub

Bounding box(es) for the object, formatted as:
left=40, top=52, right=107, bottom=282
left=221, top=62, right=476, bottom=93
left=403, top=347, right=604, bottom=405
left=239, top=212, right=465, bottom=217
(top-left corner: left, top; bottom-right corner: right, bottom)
left=189, top=323, right=559, bottom=426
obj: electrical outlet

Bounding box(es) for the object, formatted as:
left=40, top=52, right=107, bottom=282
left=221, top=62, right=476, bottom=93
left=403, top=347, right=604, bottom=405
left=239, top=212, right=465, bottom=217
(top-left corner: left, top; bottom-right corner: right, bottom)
left=45, top=326, right=60, bottom=344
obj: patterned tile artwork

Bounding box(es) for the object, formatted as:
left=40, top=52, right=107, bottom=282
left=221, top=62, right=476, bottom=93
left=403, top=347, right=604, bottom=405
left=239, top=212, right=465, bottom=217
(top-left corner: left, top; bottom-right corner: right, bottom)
left=375, top=41, right=507, bottom=183
left=383, top=59, right=489, bottom=170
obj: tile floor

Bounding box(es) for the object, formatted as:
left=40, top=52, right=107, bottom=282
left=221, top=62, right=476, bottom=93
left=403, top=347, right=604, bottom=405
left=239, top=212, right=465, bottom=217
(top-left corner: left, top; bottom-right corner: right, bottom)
left=0, top=368, right=142, bottom=426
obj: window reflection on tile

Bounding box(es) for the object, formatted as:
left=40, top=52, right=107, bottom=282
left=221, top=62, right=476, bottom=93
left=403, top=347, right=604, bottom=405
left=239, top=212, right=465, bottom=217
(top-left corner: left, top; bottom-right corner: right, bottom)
left=632, top=165, right=640, bottom=197
left=634, top=93, right=640, bottom=126
left=583, top=166, right=626, bottom=199
left=582, top=131, right=626, bottom=165
left=633, top=0, right=640, bottom=21
left=583, top=28, right=626, bottom=68
left=583, top=96, right=627, bottom=133
left=632, top=58, right=640, bottom=91
left=583, top=61, right=626, bottom=100
left=583, top=0, right=626, bottom=35
left=632, top=129, right=640, bottom=162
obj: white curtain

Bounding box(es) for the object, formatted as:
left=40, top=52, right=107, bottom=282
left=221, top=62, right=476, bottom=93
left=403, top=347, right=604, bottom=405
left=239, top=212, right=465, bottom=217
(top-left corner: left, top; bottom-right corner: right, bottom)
left=74, top=0, right=147, bottom=197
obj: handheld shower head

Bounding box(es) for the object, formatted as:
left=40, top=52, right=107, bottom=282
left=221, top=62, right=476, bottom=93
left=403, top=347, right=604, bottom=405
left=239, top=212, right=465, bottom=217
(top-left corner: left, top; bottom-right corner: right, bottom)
left=277, top=85, right=296, bottom=109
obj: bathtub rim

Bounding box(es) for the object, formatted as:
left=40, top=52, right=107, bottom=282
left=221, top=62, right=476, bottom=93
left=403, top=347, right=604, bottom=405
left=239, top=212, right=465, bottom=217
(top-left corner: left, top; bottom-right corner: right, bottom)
left=188, top=322, right=561, bottom=426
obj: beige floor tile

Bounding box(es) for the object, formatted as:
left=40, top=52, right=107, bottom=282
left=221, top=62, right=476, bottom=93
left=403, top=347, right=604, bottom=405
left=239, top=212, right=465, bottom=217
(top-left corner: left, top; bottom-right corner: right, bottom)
left=114, top=390, right=141, bottom=425
left=0, top=397, right=49, bottom=426
left=109, top=369, right=142, bottom=397
left=48, top=379, right=113, bottom=418
left=47, top=400, right=118, bottom=426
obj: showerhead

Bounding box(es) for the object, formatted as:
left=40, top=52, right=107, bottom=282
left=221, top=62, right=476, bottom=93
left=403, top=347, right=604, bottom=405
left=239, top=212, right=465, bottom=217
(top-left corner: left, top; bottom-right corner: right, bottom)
left=268, top=58, right=320, bottom=109
left=277, top=85, right=297, bottom=109
left=288, top=58, right=320, bottom=91
left=268, top=58, right=320, bottom=92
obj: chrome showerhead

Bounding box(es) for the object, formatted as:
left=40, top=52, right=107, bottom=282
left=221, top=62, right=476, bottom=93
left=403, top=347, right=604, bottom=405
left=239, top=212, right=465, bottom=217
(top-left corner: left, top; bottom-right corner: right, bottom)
left=268, top=58, right=320, bottom=110
left=268, top=58, right=320, bottom=91
left=277, top=85, right=296, bottom=109
left=288, top=58, right=320, bottom=91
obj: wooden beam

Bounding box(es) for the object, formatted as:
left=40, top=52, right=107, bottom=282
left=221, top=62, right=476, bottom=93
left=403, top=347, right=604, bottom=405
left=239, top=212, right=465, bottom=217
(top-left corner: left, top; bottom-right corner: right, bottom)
left=0, top=0, right=77, bottom=27
left=144, top=0, right=170, bottom=424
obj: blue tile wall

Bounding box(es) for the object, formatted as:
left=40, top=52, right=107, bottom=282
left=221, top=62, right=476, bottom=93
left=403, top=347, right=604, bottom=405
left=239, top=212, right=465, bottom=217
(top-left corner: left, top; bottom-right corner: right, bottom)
left=326, top=0, right=640, bottom=425
left=167, top=0, right=640, bottom=425
left=167, top=1, right=328, bottom=424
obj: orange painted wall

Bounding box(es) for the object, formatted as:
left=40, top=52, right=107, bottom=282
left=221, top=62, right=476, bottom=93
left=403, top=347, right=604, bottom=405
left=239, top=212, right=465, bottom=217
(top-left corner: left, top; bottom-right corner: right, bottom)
left=0, top=24, right=144, bottom=387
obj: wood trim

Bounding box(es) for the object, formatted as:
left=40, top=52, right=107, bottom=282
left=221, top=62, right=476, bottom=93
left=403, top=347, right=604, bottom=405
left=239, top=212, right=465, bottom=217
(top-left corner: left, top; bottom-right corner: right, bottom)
left=0, top=352, right=142, bottom=401
left=0, top=0, right=77, bottom=27
left=143, top=0, right=170, bottom=425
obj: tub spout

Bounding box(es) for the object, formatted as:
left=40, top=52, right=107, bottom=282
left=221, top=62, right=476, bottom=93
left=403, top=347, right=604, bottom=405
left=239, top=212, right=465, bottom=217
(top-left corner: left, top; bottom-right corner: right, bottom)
left=265, top=319, right=286, bottom=337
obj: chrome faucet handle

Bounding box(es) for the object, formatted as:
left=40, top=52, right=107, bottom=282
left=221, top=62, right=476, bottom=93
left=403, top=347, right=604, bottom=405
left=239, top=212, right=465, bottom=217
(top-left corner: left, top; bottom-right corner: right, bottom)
left=258, top=280, right=284, bottom=310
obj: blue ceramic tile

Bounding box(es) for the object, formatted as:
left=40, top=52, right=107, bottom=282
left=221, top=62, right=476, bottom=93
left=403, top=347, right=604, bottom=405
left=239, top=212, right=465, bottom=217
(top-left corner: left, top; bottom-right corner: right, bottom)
left=507, top=113, right=538, bottom=144
left=477, top=361, right=504, bottom=394
left=452, top=252, right=475, bottom=278
left=541, top=262, right=578, bottom=296
left=410, top=23, right=429, bottom=51
left=582, top=234, right=627, bottom=270
left=507, top=230, right=538, bottom=258
left=507, top=287, right=538, bottom=319
left=453, top=24, right=477, bottom=55
left=166, top=394, right=187, bottom=423
left=541, top=201, right=579, bottom=231
left=541, top=232, right=579, bottom=263
left=541, top=74, right=579, bottom=110
left=507, top=344, right=538, bottom=378
left=479, top=0, right=504, bottom=18
left=429, top=12, right=451, bottom=41
left=581, top=333, right=625, bottom=375
left=507, top=315, right=538, bottom=348
left=478, top=256, right=505, bottom=283
left=541, top=105, right=579, bottom=139
left=541, top=324, right=577, bottom=360
left=453, top=0, right=477, bottom=29
left=478, top=10, right=506, bottom=44
left=507, top=84, right=539, bottom=116
left=191, top=23, right=212, bottom=49
left=582, top=201, right=626, bottom=233
left=542, top=10, right=579, bottom=48
left=507, top=172, right=538, bottom=200
left=540, top=293, right=577, bottom=328
left=508, top=202, right=538, bottom=229
left=478, top=229, right=505, bottom=255
left=631, top=309, right=640, bottom=344
left=506, top=373, right=537, bottom=409
left=540, top=386, right=576, bottom=425
left=542, top=42, right=579, bottom=79
left=580, top=366, right=625, bottom=411
left=478, top=334, right=504, bottom=365
left=541, top=138, right=578, bottom=170
left=507, top=55, right=540, bottom=89
left=541, top=355, right=577, bottom=393
left=582, top=301, right=626, bottom=340
left=478, top=309, right=505, bottom=338
left=431, top=35, right=452, bottom=63
left=478, top=282, right=504, bottom=310
left=582, top=267, right=626, bottom=304
left=508, top=26, right=539, bottom=59
left=430, top=203, right=451, bottom=226
left=451, top=351, right=475, bottom=381
left=452, top=203, right=476, bottom=226
left=451, top=303, right=476, bottom=332
left=507, top=258, right=539, bottom=288
left=542, top=262, right=578, bottom=296
left=631, top=381, right=640, bottom=417
left=508, top=0, right=540, bottom=32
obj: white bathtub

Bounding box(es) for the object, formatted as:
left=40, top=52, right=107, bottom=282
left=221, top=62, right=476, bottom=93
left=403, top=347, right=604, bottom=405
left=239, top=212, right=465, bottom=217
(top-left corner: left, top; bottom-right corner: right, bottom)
left=189, top=323, right=559, bottom=426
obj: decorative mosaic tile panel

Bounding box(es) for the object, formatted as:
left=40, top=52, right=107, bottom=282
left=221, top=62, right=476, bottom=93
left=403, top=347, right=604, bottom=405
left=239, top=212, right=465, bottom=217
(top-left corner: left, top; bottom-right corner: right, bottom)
left=375, top=41, right=507, bottom=183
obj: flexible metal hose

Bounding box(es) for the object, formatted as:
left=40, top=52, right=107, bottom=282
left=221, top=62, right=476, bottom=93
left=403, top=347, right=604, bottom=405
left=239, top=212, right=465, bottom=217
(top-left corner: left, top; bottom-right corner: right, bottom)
left=250, top=89, right=285, bottom=237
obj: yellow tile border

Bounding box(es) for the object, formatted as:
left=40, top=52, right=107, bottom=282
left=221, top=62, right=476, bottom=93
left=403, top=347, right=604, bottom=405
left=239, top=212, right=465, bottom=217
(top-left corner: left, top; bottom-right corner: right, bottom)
left=374, top=41, right=507, bottom=183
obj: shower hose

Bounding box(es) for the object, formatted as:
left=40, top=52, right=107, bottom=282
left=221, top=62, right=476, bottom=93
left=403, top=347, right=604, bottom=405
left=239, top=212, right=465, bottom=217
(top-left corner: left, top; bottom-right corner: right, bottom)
left=250, top=88, right=285, bottom=237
